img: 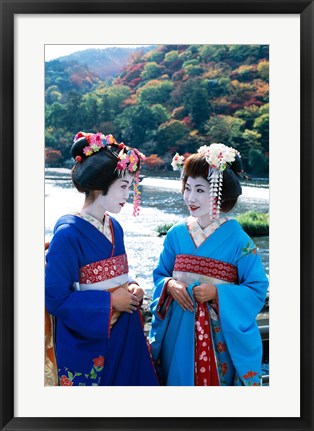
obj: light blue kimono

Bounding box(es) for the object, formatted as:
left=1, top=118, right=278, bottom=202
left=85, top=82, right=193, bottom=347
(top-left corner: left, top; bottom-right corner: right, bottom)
left=149, top=218, right=268, bottom=386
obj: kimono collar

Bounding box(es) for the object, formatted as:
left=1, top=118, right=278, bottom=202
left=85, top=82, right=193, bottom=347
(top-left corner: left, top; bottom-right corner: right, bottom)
left=73, top=212, right=113, bottom=243
left=186, top=216, right=229, bottom=248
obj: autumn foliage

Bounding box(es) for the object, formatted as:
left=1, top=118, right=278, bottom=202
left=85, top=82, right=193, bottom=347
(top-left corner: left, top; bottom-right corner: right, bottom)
left=46, top=44, right=269, bottom=175
left=144, top=154, right=164, bottom=170
left=45, top=148, right=63, bottom=165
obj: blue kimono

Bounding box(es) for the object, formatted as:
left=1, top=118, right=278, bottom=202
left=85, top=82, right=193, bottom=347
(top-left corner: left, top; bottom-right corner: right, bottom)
left=45, top=214, right=158, bottom=386
left=149, top=217, right=268, bottom=386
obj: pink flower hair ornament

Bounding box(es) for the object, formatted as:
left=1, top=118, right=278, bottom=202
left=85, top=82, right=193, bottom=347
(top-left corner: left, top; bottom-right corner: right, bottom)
left=74, top=131, right=106, bottom=160
left=73, top=131, right=146, bottom=216
left=116, top=148, right=146, bottom=217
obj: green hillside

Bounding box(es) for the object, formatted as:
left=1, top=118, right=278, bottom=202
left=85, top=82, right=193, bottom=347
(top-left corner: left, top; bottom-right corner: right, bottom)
left=45, top=44, right=269, bottom=175
left=45, top=59, right=101, bottom=101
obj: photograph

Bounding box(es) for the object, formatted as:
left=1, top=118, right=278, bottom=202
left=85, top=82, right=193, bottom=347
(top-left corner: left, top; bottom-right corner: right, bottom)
left=1, top=1, right=313, bottom=430
left=44, top=43, right=270, bottom=388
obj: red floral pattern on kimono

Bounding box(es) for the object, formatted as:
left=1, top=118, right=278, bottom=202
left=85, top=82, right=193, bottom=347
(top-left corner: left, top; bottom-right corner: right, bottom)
left=59, top=355, right=105, bottom=386
left=174, top=255, right=238, bottom=282
left=80, top=254, right=128, bottom=284
left=194, top=303, right=220, bottom=386
left=174, top=252, right=238, bottom=386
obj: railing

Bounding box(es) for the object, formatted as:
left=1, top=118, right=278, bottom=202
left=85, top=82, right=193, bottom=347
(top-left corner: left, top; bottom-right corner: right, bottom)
left=258, top=324, right=269, bottom=341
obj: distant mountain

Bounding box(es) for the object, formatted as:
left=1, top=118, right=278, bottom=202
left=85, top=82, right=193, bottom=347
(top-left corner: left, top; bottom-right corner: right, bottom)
left=52, top=46, right=156, bottom=79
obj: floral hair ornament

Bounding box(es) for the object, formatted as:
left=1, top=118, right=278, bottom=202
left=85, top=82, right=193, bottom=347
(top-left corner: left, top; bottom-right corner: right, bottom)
left=73, top=131, right=106, bottom=161
left=197, top=143, right=240, bottom=220
left=171, top=152, right=186, bottom=180
left=171, top=153, right=185, bottom=171
left=115, top=146, right=146, bottom=216
left=73, top=131, right=146, bottom=216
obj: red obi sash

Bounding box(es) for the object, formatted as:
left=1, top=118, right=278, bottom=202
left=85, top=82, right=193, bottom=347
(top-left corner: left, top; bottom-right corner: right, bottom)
left=174, top=254, right=238, bottom=283
left=79, top=254, right=128, bottom=284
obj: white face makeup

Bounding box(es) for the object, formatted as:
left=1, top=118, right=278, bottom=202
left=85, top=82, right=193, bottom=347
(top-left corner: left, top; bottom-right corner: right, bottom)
left=100, top=172, right=133, bottom=214
left=82, top=172, right=133, bottom=222
left=183, top=176, right=212, bottom=228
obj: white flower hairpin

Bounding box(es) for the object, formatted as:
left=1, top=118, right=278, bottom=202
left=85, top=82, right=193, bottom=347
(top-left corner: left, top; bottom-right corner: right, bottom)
left=171, top=153, right=185, bottom=171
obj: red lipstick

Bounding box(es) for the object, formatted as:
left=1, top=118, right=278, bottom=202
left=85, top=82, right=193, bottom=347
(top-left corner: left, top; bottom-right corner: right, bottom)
left=190, top=205, right=199, bottom=212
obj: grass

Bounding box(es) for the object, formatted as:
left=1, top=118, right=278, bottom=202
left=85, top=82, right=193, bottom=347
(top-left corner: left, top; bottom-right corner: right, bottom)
left=156, top=223, right=175, bottom=236
left=156, top=211, right=269, bottom=237
left=236, top=211, right=269, bottom=236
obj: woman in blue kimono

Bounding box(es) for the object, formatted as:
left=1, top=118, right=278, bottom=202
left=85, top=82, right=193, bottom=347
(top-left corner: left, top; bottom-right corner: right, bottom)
left=149, top=144, right=268, bottom=386
left=45, top=131, right=158, bottom=386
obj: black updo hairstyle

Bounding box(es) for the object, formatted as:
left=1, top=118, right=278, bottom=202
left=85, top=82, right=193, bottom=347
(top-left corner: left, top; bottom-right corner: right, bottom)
left=182, top=150, right=243, bottom=213
left=71, top=136, right=141, bottom=196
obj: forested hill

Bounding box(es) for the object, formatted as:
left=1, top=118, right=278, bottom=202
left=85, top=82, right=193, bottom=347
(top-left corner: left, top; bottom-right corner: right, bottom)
left=45, top=46, right=155, bottom=99
left=46, top=44, right=269, bottom=176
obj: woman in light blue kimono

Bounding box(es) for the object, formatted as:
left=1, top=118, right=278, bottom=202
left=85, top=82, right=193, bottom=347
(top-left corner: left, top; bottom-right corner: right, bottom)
left=149, top=144, right=268, bottom=386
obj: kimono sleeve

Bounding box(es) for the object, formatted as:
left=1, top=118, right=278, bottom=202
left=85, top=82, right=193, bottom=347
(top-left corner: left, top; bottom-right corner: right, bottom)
left=45, top=224, right=112, bottom=339
left=154, top=228, right=178, bottom=288
left=150, top=229, right=178, bottom=328
left=149, top=231, right=175, bottom=360
left=214, top=237, right=268, bottom=384
left=216, top=241, right=268, bottom=330
left=152, top=230, right=177, bottom=301
left=217, top=238, right=269, bottom=332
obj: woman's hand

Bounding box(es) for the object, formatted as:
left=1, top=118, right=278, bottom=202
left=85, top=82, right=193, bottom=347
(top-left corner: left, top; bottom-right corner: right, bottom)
left=193, top=283, right=217, bottom=303
left=166, top=279, right=194, bottom=312
left=111, top=287, right=140, bottom=313
left=128, top=283, right=144, bottom=301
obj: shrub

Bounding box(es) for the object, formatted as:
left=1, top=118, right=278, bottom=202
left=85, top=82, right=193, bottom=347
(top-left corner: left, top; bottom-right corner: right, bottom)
left=156, top=223, right=174, bottom=236
left=236, top=211, right=269, bottom=236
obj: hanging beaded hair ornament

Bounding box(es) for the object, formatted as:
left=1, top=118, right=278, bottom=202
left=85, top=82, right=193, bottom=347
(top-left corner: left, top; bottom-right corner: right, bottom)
left=171, top=143, right=240, bottom=220
left=73, top=131, right=146, bottom=216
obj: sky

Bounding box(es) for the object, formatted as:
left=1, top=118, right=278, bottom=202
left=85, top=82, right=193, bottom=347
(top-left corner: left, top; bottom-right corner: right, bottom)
left=44, top=44, right=148, bottom=62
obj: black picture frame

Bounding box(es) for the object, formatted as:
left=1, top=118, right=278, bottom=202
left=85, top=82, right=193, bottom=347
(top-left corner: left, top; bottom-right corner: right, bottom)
left=1, top=1, right=313, bottom=430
